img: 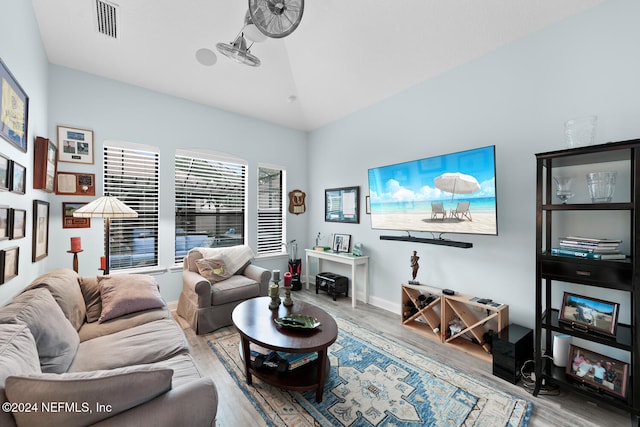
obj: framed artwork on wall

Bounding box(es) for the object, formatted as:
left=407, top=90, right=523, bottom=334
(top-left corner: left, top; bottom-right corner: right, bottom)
left=57, top=126, right=94, bottom=164
left=32, top=199, right=50, bottom=262
left=0, top=246, right=19, bottom=284
left=9, top=208, right=25, bottom=239
left=0, top=58, right=29, bottom=153
left=10, top=160, right=25, bottom=194
left=33, top=136, right=57, bottom=192
left=0, top=206, right=8, bottom=241
left=0, top=154, right=9, bottom=191
left=63, top=202, right=91, bottom=229
left=325, top=186, right=360, bottom=224
left=55, top=172, right=96, bottom=196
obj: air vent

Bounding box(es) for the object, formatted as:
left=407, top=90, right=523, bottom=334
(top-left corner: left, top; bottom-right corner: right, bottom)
left=96, top=0, right=118, bottom=38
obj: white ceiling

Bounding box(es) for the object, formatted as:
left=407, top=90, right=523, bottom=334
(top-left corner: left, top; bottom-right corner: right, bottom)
left=31, top=0, right=605, bottom=131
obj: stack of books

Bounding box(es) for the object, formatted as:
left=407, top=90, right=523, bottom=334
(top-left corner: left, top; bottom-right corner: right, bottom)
left=551, top=236, right=626, bottom=260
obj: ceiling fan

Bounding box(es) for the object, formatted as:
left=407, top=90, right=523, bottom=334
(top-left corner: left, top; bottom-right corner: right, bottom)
left=248, top=0, right=305, bottom=39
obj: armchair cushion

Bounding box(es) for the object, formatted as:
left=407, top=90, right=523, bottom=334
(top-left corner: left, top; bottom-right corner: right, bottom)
left=5, top=365, right=173, bottom=427
left=0, top=288, right=79, bottom=373
left=195, top=254, right=232, bottom=283
left=98, top=275, right=165, bottom=323
left=187, top=244, right=254, bottom=275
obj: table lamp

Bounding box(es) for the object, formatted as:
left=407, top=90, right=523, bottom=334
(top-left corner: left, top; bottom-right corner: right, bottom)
left=72, top=195, right=138, bottom=275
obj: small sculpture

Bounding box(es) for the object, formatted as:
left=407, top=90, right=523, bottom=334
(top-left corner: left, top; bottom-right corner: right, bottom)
left=410, top=251, right=420, bottom=284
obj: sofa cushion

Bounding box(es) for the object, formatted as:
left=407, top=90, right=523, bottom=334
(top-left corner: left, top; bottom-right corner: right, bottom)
left=78, top=276, right=102, bottom=323
left=195, top=254, right=232, bottom=283
left=98, top=274, right=165, bottom=323
left=69, top=319, right=188, bottom=372
left=5, top=365, right=173, bottom=427
left=78, top=305, right=170, bottom=342
left=0, top=324, right=42, bottom=427
left=26, top=268, right=85, bottom=331
left=0, top=288, right=79, bottom=373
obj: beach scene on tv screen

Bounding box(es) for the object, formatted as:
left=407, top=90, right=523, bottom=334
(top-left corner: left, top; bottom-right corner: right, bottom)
left=368, top=146, right=497, bottom=235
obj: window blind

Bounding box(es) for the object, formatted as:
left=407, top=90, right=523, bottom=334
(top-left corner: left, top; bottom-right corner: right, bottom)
left=257, top=166, right=285, bottom=255
left=103, top=144, right=160, bottom=270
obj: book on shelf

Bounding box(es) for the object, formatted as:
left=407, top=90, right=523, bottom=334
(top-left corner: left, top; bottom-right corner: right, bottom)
left=550, top=247, right=626, bottom=260
left=562, top=236, right=622, bottom=245
left=249, top=348, right=318, bottom=370
left=558, top=242, right=620, bottom=252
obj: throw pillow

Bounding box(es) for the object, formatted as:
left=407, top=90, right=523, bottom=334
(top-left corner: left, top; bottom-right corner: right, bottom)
left=78, top=276, right=102, bottom=323
left=5, top=365, right=173, bottom=427
left=98, top=274, right=165, bottom=323
left=195, top=254, right=232, bottom=283
left=26, top=268, right=86, bottom=331
left=0, top=288, right=79, bottom=373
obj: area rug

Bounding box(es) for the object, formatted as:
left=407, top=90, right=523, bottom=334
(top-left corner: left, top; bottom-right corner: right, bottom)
left=208, top=317, right=532, bottom=427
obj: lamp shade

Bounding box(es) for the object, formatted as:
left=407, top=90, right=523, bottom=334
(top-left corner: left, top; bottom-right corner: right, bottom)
left=72, top=196, right=138, bottom=218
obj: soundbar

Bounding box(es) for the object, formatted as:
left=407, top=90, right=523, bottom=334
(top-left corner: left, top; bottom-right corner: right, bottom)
left=379, top=235, right=473, bottom=248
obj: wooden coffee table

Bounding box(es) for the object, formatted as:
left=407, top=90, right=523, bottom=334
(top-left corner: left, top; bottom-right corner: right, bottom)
left=232, top=296, right=338, bottom=402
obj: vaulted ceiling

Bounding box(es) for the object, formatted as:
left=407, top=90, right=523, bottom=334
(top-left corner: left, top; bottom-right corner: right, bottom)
left=31, top=0, right=605, bottom=131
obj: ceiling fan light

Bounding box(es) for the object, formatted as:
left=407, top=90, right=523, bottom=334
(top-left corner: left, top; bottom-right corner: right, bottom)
left=243, top=10, right=267, bottom=42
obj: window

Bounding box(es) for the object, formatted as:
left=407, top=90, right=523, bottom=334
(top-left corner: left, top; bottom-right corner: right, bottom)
left=175, top=150, right=246, bottom=263
left=257, top=166, right=285, bottom=255
left=103, top=143, right=160, bottom=271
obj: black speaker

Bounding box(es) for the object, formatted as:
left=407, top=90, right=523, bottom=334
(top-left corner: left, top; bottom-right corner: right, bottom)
left=492, top=324, right=533, bottom=384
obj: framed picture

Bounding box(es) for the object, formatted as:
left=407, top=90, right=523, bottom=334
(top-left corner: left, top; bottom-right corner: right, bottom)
left=55, top=172, right=96, bottom=196
left=559, top=292, right=619, bottom=337
left=33, top=136, right=57, bottom=192
left=9, top=209, right=25, bottom=239
left=57, top=126, right=94, bottom=164
left=325, top=186, right=360, bottom=224
left=0, top=153, right=8, bottom=191
left=0, top=206, right=8, bottom=241
left=567, top=344, right=628, bottom=399
left=0, top=246, right=19, bottom=284
left=9, top=160, right=25, bottom=194
left=366, top=196, right=371, bottom=214
left=332, top=233, right=351, bottom=253
left=32, top=199, right=50, bottom=262
left=63, top=202, right=91, bottom=229
left=0, top=58, right=29, bottom=152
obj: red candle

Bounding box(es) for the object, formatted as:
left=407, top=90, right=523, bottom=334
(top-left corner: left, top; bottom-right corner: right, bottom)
left=70, top=237, right=82, bottom=252
left=284, top=272, right=292, bottom=287
left=100, top=256, right=106, bottom=270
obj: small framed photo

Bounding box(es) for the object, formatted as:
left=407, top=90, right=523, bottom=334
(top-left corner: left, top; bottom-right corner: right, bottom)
left=32, top=199, right=50, bottom=262
left=57, top=125, right=94, bottom=164
left=63, top=202, right=91, bottom=229
left=567, top=344, right=628, bottom=399
left=0, top=59, right=29, bottom=152
left=0, top=154, right=9, bottom=191
left=0, top=206, right=8, bottom=241
left=1, top=246, right=19, bottom=284
left=9, top=209, right=25, bottom=239
left=559, top=292, right=619, bottom=337
left=332, top=233, right=351, bottom=253
left=9, top=160, right=25, bottom=194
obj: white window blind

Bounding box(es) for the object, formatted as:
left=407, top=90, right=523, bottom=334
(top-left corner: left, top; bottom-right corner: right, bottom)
left=175, top=153, right=246, bottom=263
left=103, top=143, right=160, bottom=270
left=257, top=166, right=285, bottom=255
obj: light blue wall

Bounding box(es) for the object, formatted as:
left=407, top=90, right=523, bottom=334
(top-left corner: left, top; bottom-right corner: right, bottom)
left=307, top=0, right=640, bottom=328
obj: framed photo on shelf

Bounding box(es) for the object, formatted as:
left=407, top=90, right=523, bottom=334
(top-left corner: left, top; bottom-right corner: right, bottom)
left=0, top=154, right=9, bottom=191
left=0, top=206, right=8, bottom=241
left=9, top=160, right=25, bottom=194
left=9, top=209, right=25, bottom=239
left=0, top=246, right=19, bottom=284
left=62, top=202, right=91, bottom=229
left=325, top=186, right=360, bottom=224
left=566, top=344, right=628, bottom=399
left=0, top=58, right=29, bottom=152
left=332, top=233, right=351, bottom=253
left=32, top=199, right=50, bottom=262
left=57, top=126, right=94, bottom=164
left=559, top=292, right=619, bottom=337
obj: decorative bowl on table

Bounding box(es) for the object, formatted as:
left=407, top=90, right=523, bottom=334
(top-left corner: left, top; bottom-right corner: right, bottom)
left=274, top=314, right=321, bottom=329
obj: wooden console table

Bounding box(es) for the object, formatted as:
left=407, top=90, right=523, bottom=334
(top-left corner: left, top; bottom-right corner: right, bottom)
left=304, top=249, right=369, bottom=308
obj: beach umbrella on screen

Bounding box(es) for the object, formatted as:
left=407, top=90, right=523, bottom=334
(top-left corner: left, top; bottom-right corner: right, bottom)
left=434, top=172, right=480, bottom=202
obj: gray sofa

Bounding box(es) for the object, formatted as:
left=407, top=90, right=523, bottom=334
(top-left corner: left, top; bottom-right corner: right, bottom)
left=177, top=245, right=271, bottom=334
left=0, top=269, right=217, bottom=427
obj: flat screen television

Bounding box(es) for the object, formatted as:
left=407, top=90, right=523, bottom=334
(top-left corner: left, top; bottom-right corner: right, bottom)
left=367, top=145, right=498, bottom=236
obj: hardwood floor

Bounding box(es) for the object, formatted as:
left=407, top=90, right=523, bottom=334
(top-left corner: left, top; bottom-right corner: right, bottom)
left=176, top=287, right=631, bottom=427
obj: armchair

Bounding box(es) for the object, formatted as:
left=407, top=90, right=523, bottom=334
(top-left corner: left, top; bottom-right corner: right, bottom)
left=176, top=245, right=270, bottom=334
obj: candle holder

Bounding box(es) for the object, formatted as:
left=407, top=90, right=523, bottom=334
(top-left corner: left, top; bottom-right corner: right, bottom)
left=283, top=286, right=293, bottom=307
left=67, top=250, right=83, bottom=273
left=269, top=283, right=281, bottom=309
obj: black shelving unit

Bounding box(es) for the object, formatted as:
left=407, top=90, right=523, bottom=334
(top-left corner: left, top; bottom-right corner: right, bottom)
left=535, top=139, right=640, bottom=424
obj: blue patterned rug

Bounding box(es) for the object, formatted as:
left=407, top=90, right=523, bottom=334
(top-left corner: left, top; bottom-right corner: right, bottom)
left=208, top=317, right=532, bottom=426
